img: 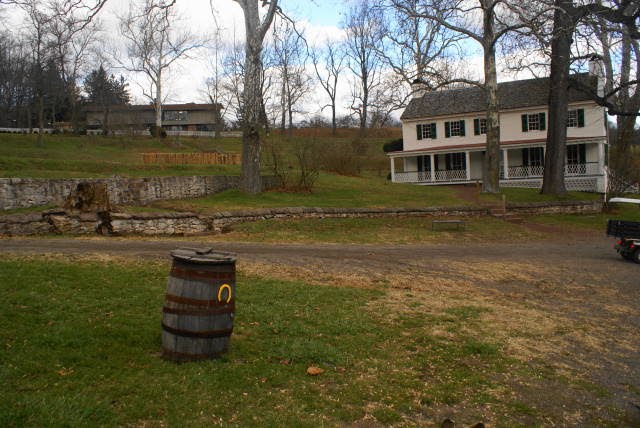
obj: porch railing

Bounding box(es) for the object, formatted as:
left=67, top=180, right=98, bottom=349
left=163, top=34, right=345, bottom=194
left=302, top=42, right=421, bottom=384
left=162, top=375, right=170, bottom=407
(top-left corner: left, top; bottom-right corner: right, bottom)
left=434, top=169, right=467, bottom=181
left=393, top=169, right=466, bottom=183
left=565, top=162, right=600, bottom=176
left=500, top=162, right=600, bottom=179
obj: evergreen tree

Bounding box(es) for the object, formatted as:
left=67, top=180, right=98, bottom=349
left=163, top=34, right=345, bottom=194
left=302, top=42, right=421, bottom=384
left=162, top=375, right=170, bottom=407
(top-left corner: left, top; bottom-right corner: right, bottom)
left=84, top=66, right=130, bottom=133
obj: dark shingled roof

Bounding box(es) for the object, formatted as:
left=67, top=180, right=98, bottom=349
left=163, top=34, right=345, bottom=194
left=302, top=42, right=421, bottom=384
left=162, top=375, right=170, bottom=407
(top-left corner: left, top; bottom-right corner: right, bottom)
left=401, top=74, right=596, bottom=120
left=84, top=103, right=220, bottom=112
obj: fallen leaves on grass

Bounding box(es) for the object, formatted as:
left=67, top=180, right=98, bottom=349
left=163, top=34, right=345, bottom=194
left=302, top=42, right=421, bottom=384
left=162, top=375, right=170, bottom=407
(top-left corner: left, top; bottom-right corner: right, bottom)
left=306, top=366, right=325, bottom=376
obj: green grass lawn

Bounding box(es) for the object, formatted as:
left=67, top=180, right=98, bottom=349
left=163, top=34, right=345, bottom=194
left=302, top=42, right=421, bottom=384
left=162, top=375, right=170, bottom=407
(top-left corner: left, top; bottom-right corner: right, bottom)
left=529, top=202, right=640, bottom=231
left=152, top=173, right=472, bottom=212
left=1, top=256, right=527, bottom=426
left=0, top=134, right=242, bottom=178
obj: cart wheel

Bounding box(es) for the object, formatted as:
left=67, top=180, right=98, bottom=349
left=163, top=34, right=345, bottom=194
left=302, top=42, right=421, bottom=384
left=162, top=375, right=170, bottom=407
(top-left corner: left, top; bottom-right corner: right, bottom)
left=633, top=249, right=640, bottom=264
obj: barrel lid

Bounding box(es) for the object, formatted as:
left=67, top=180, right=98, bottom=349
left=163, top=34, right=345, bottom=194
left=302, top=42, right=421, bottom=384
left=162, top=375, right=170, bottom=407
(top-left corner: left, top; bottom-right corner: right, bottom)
left=170, top=247, right=236, bottom=264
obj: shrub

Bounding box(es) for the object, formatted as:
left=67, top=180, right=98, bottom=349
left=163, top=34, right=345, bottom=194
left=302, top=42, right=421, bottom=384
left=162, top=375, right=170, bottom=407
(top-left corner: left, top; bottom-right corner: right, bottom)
left=149, top=125, right=167, bottom=139
left=320, top=139, right=364, bottom=176
left=383, top=138, right=403, bottom=153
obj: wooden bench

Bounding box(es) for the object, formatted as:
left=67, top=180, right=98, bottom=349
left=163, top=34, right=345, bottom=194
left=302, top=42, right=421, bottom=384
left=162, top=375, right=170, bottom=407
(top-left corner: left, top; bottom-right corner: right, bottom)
left=432, top=219, right=465, bottom=231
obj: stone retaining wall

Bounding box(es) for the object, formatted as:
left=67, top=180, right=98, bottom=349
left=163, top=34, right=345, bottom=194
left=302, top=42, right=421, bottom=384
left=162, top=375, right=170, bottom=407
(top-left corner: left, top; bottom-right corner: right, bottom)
left=0, top=200, right=603, bottom=236
left=0, top=175, right=279, bottom=210
left=507, top=200, right=602, bottom=215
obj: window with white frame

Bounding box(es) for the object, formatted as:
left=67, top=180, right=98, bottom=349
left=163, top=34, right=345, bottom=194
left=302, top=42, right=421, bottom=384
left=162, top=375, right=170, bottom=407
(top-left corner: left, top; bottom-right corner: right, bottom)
left=473, top=118, right=487, bottom=135
left=566, top=109, right=585, bottom=128
left=479, top=118, right=487, bottom=134
left=422, top=123, right=435, bottom=139
left=445, top=120, right=466, bottom=137
left=521, top=112, right=546, bottom=132
left=449, top=120, right=461, bottom=136
left=416, top=123, right=436, bottom=140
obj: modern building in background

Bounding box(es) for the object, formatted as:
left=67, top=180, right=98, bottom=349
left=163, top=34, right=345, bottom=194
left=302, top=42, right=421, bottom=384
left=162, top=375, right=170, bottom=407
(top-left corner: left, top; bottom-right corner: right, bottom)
left=85, top=103, right=221, bottom=133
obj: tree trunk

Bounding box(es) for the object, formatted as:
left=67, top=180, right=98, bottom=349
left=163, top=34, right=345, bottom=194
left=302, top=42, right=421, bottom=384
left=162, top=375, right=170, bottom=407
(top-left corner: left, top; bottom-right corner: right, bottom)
left=155, top=70, right=163, bottom=130
left=37, top=93, right=44, bottom=146
left=241, top=4, right=265, bottom=194
left=287, top=96, right=293, bottom=138
left=360, top=85, right=368, bottom=136
left=331, top=103, right=337, bottom=136
left=214, top=107, right=222, bottom=139
left=280, top=79, right=286, bottom=134
left=481, top=3, right=500, bottom=193
left=236, top=0, right=277, bottom=194
left=541, top=0, right=572, bottom=196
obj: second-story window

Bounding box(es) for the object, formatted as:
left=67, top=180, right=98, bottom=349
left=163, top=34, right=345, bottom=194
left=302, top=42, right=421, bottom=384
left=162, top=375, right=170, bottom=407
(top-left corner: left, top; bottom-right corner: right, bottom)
left=444, top=120, right=466, bottom=138
left=163, top=111, right=188, bottom=121
left=566, top=109, right=585, bottom=128
left=521, top=112, right=546, bottom=132
left=474, top=118, right=487, bottom=135
left=416, top=123, right=436, bottom=140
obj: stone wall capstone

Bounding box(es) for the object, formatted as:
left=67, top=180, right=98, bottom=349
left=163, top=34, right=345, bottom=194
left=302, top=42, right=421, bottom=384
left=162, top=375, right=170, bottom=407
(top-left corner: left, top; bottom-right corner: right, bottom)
left=0, top=200, right=603, bottom=236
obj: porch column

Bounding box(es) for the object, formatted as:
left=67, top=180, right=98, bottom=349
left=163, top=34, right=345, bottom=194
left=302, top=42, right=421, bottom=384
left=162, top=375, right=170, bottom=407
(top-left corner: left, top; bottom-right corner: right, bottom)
left=598, top=142, right=607, bottom=193
left=502, top=149, right=509, bottom=179
left=598, top=142, right=605, bottom=171
left=430, top=154, right=436, bottom=182
left=390, top=157, right=396, bottom=182
left=465, top=151, right=471, bottom=181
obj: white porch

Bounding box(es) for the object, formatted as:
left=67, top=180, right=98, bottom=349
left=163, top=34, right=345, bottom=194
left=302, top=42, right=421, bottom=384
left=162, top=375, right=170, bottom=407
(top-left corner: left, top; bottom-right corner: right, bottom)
left=389, top=140, right=607, bottom=192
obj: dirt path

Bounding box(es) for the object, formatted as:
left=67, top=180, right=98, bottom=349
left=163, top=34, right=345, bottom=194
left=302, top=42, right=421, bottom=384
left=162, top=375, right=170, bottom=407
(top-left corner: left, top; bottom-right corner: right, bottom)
left=2, top=235, right=640, bottom=424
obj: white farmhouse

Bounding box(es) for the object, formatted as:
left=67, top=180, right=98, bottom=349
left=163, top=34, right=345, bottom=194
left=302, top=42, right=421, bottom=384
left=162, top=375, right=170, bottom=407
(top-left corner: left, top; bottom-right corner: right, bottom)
left=388, top=73, right=608, bottom=192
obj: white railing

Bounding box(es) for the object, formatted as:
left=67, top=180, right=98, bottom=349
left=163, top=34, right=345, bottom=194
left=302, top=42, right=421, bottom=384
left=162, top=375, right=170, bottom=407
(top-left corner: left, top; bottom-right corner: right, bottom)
left=507, top=165, right=545, bottom=178
left=501, top=163, right=600, bottom=179
left=0, top=127, right=54, bottom=134
left=393, top=171, right=431, bottom=183
left=565, top=162, right=600, bottom=176
left=434, top=169, right=467, bottom=181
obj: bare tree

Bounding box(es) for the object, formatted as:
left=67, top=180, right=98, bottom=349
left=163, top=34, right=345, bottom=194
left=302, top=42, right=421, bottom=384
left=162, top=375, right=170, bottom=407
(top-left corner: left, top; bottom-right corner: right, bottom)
left=18, top=0, right=56, bottom=144
left=219, top=33, right=246, bottom=127
left=0, top=31, right=32, bottom=128
left=271, top=17, right=311, bottom=137
left=118, top=0, right=203, bottom=133
left=377, top=0, right=462, bottom=108
left=310, top=38, right=346, bottom=135
left=48, top=1, right=102, bottom=131
left=232, top=0, right=278, bottom=194
left=203, top=30, right=230, bottom=138
left=343, top=0, right=383, bottom=135
left=2, top=0, right=106, bottom=137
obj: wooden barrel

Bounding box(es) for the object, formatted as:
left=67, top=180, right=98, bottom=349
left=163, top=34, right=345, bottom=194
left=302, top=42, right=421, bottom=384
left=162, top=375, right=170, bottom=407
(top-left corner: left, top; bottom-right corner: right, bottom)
left=162, top=248, right=236, bottom=362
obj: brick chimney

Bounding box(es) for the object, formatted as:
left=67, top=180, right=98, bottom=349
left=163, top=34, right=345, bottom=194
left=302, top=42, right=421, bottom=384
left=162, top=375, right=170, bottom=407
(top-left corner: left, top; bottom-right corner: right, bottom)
left=411, top=78, right=427, bottom=99
left=588, top=55, right=605, bottom=97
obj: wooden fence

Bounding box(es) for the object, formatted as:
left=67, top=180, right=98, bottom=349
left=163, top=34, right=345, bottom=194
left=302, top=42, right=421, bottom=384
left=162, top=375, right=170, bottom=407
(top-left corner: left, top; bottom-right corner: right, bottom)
left=141, top=152, right=241, bottom=165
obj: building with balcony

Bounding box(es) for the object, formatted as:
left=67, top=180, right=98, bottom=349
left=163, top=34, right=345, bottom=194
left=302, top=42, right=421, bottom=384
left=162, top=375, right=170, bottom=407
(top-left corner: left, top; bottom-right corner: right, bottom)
left=388, top=73, right=608, bottom=192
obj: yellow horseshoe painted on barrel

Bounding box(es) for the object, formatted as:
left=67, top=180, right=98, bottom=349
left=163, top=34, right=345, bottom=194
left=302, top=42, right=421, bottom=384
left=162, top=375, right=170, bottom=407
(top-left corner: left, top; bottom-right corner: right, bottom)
left=217, top=284, right=232, bottom=304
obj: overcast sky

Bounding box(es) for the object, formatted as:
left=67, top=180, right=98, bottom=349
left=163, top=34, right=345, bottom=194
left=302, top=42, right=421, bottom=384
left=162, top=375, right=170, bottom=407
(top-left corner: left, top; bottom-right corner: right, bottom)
left=94, top=0, right=350, bottom=112
left=1, top=0, right=492, bottom=123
